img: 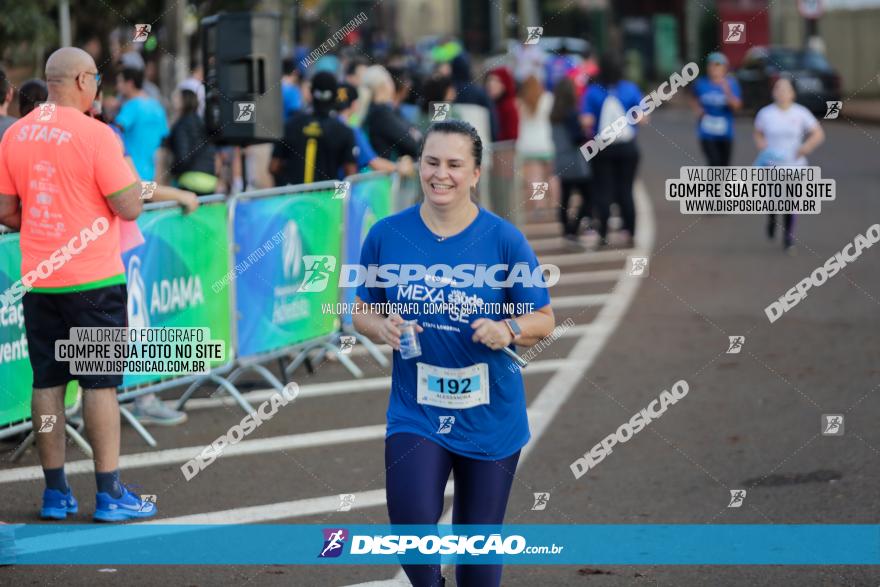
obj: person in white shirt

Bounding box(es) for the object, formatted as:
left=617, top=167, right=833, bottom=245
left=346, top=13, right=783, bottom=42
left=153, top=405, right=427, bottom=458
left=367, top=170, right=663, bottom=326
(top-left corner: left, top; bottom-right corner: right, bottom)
left=517, top=75, right=555, bottom=218
left=754, top=78, right=825, bottom=252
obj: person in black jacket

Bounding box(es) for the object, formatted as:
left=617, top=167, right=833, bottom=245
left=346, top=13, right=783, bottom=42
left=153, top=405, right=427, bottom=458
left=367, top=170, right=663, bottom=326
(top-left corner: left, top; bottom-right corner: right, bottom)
left=270, top=71, right=358, bottom=186
left=168, top=89, right=218, bottom=195
left=550, top=77, right=592, bottom=242
left=361, top=65, right=421, bottom=161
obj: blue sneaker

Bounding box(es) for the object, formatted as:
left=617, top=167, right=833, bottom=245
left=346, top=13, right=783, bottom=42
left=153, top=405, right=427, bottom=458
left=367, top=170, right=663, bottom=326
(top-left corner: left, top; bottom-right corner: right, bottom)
left=41, top=488, right=78, bottom=520
left=93, top=485, right=157, bottom=522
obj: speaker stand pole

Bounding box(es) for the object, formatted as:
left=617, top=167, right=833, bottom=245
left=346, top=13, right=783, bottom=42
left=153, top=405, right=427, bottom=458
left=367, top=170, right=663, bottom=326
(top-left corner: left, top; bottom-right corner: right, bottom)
left=240, top=146, right=249, bottom=192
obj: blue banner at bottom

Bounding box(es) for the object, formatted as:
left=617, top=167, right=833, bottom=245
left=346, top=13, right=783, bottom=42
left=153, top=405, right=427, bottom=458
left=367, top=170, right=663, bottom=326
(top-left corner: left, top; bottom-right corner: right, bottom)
left=2, top=524, right=878, bottom=565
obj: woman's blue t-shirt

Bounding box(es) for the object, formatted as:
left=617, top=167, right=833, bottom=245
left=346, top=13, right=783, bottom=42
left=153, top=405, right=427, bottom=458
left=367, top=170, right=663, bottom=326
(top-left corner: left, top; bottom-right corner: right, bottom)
left=356, top=205, right=551, bottom=460
left=692, top=75, right=742, bottom=140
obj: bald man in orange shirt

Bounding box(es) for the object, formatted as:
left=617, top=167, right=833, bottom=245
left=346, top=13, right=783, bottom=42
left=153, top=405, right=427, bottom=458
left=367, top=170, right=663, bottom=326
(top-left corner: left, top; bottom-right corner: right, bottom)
left=0, top=47, right=157, bottom=522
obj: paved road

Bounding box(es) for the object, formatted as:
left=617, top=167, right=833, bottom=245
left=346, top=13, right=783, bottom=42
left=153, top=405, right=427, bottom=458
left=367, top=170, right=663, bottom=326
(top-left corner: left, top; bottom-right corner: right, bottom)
left=2, top=106, right=878, bottom=586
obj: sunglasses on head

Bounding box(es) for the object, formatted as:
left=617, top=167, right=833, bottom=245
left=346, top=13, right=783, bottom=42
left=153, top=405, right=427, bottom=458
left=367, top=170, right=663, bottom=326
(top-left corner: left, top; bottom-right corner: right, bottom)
left=82, top=71, right=102, bottom=84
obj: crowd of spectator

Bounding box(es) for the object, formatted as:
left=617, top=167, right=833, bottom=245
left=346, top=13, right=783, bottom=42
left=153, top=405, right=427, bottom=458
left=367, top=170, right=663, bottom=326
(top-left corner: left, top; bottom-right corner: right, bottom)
left=0, top=32, right=650, bottom=264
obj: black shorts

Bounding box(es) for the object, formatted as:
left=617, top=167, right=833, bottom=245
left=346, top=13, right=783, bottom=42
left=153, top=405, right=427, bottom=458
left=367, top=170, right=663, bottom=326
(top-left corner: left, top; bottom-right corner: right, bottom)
left=22, top=284, right=127, bottom=389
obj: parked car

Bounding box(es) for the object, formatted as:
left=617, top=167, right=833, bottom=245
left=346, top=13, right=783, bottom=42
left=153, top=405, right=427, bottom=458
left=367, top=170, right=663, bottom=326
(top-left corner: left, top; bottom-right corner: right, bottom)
left=503, top=36, right=591, bottom=59
left=735, top=46, right=841, bottom=115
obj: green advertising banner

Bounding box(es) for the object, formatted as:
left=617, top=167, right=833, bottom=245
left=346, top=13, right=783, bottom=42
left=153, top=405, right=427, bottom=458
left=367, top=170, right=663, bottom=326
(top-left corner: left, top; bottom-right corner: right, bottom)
left=0, top=233, right=76, bottom=428
left=232, top=189, right=343, bottom=357
left=121, top=203, right=232, bottom=387
left=653, top=14, right=681, bottom=78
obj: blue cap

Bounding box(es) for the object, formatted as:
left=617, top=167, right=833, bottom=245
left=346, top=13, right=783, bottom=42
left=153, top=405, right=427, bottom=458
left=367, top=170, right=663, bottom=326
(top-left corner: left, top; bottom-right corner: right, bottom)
left=707, top=52, right=729, bottom=66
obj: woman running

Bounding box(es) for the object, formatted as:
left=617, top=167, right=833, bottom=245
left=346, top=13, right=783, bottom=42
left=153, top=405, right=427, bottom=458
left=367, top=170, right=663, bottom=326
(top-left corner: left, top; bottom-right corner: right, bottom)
left=754, top=78, right=825, bottom=252
left=353, top=119, right=556, bottom=587
left=691, top=52, right=742, bottom=167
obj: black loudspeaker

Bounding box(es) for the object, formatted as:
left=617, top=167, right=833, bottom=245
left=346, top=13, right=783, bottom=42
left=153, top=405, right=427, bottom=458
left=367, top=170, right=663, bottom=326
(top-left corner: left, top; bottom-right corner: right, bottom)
left=202, top=12, right=283, bottom=145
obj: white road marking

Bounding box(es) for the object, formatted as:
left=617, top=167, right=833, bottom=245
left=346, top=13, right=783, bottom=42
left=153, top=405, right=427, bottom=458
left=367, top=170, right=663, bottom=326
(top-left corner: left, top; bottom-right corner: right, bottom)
left=539, top=248, right=634, bottom=267
left=0, top=360, right=580, bottom=484
left=557, top=269, right=622, bottom=285
left=530, top=236, right=578, bottom=252
left=520, top=181, right=656, bottom=460
left=523, top=222, right=566, bottom=238
left=0, top=425, right=387, bottom=484
left=550, top=294, right=611, bottom=308
left=148, top=484, right=456, bottom=525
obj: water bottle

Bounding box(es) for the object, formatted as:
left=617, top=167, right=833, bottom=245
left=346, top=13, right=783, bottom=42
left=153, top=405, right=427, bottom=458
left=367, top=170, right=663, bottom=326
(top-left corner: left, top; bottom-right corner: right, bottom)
left=398, top=320, right=422, bottom=360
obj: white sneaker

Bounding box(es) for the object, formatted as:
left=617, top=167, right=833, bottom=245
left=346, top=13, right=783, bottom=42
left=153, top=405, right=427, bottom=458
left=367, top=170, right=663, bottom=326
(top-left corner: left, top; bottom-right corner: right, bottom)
left=130, top=395, right=187, bottom=426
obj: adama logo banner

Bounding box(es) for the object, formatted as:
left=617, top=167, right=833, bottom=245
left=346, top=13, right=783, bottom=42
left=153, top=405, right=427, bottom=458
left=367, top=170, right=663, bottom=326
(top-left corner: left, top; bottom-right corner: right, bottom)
left=120, top=203, right=232, bottom=387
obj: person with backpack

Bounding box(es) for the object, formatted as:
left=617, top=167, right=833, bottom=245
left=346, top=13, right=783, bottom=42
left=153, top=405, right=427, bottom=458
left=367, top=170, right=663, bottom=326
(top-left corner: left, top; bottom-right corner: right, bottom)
left=580, top=54, right=645, bottom=247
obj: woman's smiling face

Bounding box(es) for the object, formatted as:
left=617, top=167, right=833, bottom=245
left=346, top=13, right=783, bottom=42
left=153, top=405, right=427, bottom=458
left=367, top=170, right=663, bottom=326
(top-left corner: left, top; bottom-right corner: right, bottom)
left=419, top=132, right=480, bottom=207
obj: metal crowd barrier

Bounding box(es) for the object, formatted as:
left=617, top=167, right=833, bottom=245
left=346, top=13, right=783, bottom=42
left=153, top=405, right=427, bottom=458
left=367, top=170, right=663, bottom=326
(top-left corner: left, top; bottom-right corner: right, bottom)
left=485, top=140, right=522, bottom=226
left=299, top=171, right=398, bottom=374
left=178, top=172, right=399, bottom=414
left=198, top=179, right=358, bottom=402
left=112, top=194, right=240, bottom=447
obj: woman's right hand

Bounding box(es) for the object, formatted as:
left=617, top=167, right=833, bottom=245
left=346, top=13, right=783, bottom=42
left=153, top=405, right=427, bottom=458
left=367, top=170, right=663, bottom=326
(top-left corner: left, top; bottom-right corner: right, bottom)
left=378, top=314, right=404, bottom=350
left=377, top=314, right=423, bottom=351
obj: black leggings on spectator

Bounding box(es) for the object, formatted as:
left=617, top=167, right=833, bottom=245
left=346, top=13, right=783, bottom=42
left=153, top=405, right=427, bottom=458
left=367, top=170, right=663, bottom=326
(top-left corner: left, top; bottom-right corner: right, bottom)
left=559, top=179, right=592, bottom=236
left=592, top=141, right=639, bottom=240
left=700, top=138, right=733, bottom=167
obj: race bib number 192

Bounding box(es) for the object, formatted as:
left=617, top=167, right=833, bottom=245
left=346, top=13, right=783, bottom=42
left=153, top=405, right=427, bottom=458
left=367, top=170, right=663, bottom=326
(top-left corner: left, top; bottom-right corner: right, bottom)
left=417, top=363, right=489, bottom=409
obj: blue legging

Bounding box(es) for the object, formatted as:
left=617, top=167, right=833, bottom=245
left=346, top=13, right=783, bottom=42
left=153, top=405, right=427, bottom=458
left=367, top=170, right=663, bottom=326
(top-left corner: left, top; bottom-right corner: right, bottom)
left=385, top=432, right=521, bottom=587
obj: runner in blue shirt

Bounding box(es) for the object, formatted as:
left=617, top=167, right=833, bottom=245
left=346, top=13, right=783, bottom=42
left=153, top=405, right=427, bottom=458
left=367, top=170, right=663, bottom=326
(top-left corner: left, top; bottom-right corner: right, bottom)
left=690, top=52, right=742, bottom=166
left=353, top=120, right=556, bottom=587
left=115, top=68, right=169, bottom=181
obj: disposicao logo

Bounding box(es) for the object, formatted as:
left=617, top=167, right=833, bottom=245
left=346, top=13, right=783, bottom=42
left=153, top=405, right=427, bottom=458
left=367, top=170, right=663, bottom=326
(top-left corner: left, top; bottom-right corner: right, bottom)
left=319, top=528, right=348, bottom=558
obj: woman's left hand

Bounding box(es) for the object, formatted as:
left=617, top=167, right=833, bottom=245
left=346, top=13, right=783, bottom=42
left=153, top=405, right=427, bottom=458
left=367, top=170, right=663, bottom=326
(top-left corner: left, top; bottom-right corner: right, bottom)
left=471, top=318, right=514, bottom=350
